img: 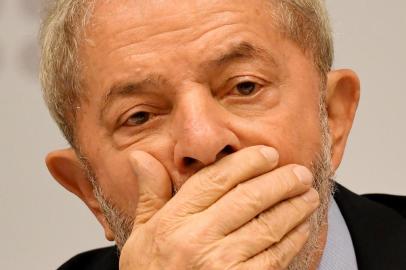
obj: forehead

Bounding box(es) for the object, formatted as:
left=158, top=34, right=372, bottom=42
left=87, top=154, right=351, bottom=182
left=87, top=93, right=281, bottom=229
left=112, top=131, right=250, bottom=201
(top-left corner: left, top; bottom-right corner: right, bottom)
left=89, top=0, right=272, bottom=27
left=80, top=0, right=284, bottom=82
left=74, top=0, right=321, bottom=147
left=84, top=0, right=276, bottom=55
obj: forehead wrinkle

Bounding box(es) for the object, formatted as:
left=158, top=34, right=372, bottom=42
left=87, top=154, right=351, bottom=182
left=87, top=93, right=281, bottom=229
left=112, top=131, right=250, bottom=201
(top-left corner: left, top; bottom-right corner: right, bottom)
left=90, top=5, right=247, bottom=56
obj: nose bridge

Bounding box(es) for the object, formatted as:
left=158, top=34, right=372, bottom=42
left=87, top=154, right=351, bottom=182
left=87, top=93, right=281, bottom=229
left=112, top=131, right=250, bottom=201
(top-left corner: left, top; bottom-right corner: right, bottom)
left=172, top=86, right=239, bottom=168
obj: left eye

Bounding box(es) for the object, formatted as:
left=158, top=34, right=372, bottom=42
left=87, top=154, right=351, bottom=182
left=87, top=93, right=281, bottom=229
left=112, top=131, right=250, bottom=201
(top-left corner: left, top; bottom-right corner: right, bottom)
left=125, top=111, right=151, bottom=126
left=235, top=81, right=258, bottom=96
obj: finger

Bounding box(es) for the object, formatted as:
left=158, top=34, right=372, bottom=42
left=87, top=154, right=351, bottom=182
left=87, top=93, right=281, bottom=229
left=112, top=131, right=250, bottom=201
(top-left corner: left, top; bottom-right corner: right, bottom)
left=203, top=164, right=313, bottom=235
left=221, top=188, right=319, bottom=260
left=128, top=151, right=172, bottom=228
left=169, top=146, right=279, bottom=216
left=238, top=221, right=310, bottom=270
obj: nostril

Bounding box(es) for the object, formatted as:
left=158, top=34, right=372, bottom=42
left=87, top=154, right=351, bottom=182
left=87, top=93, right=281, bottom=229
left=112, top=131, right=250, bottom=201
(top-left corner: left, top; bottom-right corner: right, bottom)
left=222, top=145, right=235, bottom=154
left=215, top=145, right=235, bottom=161
left=181, top=145, right=235, bottom=168
left=183, top=156, right=197, bottom=167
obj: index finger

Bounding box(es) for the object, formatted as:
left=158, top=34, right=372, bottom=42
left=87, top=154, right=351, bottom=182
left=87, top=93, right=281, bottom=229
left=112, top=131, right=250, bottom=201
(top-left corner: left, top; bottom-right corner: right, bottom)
left=167, top=146, right=279, bottom=216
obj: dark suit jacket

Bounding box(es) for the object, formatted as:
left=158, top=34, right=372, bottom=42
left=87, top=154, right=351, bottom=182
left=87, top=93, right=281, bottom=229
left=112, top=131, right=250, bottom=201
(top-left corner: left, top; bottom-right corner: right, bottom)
left=58, top=183, right=406, bottom=270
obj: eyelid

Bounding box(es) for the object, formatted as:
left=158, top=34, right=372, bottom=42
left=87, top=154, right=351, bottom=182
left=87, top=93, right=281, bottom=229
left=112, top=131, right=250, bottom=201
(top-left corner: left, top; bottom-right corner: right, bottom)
left=226, top=75, right=267, bottom=88
left=230, top=75, right=266, bottom=90
left=117, top=105, right=153, bottom=127
left=213, top=75, right=264, bottom=98
left=237, top=74, right=266, bottom=82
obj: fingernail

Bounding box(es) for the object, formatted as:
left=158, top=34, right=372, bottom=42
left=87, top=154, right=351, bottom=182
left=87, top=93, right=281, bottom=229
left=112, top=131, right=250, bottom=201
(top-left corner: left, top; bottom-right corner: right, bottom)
left=293, top=166, right=313, bottom=185
left=260, top=147, right=278, bottom=161
left=302, top=189, right=319, bottom=202
left=298, top=222, right=310, bottom=233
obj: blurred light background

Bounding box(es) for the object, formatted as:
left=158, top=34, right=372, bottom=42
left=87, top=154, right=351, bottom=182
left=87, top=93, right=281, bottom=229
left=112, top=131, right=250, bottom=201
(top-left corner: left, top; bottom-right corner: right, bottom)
left=0, top=0, right=405, bottom=269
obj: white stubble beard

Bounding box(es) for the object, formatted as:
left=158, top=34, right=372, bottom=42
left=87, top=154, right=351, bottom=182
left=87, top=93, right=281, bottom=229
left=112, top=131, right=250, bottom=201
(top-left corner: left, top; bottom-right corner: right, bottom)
left=88, top=98, right=335, bottom=270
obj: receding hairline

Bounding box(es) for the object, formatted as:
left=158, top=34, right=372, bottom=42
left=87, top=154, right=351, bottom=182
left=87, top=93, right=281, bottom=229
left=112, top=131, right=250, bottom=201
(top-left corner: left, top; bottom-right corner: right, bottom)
left=40, top=0, right=333, bottom=147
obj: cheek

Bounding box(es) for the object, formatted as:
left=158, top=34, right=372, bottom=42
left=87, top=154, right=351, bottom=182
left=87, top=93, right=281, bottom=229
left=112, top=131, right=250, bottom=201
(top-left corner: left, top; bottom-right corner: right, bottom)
left=231, top=93, right=322, bottom=167
left=89, top=147, right=140, bottom=212
left=88, top=135, right=174, bottom=211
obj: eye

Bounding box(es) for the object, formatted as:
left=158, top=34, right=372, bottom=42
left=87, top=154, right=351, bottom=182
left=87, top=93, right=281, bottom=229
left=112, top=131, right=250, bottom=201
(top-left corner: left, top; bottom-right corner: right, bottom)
left=235, top=81, right=258, bottom=96
left=125, top=111, right=151, bottom=126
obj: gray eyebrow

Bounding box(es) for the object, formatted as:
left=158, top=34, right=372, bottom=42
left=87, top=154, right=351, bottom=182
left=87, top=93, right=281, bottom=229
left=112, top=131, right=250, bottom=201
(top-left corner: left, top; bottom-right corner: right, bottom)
left=100, top=41, right=276, bottom=119
left=206, top=41, right=277, bottom=68
left=101, top=73, right=166, bottom=118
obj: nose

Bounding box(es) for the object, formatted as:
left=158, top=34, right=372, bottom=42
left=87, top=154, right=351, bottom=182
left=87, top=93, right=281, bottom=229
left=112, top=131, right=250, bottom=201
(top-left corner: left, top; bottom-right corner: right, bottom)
left=172, top=88, right=240, bottom=174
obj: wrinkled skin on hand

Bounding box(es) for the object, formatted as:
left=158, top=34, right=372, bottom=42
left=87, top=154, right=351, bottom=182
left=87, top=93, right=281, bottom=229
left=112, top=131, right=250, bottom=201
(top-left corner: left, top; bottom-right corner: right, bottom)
left=44, top=0, right=360, bottom=269
left=119, top=146, right=319, bottom=270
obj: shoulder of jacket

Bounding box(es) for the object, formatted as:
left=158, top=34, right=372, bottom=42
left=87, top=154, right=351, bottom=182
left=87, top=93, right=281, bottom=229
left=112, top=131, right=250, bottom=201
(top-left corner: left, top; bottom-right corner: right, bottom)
left=57, top=246, right=119, bottom=270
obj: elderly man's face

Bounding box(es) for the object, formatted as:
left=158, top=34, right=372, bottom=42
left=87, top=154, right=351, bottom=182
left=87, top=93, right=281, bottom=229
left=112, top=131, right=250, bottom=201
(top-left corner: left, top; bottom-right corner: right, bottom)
left=79, top=0, right=322, bottom=209
left=49, top=0, right=359, bottom=250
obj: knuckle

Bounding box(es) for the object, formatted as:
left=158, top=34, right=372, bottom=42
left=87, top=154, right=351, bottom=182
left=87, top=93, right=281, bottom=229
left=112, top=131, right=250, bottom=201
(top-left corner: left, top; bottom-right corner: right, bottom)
left=278, top=172, right=297, bottom=195
left=286, top=199, right=307, bottom=219
left=255, top=212, right=281, bottom=243
left=301, top=188, right=320, bottom=208
left=204, top=250, right=237, bottom=270
left=283, top=234, right=303, bottom=254
left=282, top=197, right=316, bottom=229
left=277, top=165, right=304, bottom=193
left=200, top=165, right=225, bottom=185
left=286, top=198, right=309, bottom=219
left=193, top=167, right=228, bottom=197
left=194, top=237, right=240, bottom=270
left=170, top=237, right=197, bottom=260
left=235, top=183, right=263, bottom=211
left=273, top=229, right=308, bottom=267
left=265, top=248, right=285, bottom=270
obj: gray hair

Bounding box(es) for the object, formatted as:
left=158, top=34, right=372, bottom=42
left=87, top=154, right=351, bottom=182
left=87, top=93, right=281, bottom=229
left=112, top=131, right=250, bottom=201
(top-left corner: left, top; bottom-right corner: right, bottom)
left=39, top=0, right=333, bottom=146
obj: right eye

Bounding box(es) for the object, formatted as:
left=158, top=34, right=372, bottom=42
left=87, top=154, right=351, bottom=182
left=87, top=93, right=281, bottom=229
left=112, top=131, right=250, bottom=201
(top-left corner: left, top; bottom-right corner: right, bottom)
left=234, top=81, right=259, bottom=96
left=124, top=111, right=151, bottom=126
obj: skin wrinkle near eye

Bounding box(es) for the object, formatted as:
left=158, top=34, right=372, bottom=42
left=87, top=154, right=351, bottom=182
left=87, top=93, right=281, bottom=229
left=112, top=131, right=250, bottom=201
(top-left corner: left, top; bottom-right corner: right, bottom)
left=90, top=6, right=283, bottom=129
left=119, top=106, right=154, bottom=127
left=101, top=73, right=168, bottom=120
left=41, top=2, right=358, bottom=269
left=216, top=76, right=264, bottom=100
left=100, top=79, right=158, bottom=123
left=100, top=41, right=279, bottom=129
left=203, top=42, right=282, bottom=91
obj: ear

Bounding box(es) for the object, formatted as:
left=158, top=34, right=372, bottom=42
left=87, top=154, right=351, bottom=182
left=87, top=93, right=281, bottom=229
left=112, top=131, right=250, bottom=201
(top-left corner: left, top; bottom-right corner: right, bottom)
left=326, top=69, right=360, bottom=171
left=46, top=148, right=115, bottom=241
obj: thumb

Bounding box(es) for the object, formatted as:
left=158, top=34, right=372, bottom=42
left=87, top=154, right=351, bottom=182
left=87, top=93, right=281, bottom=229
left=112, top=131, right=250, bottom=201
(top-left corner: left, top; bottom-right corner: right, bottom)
left=129, top=151, right=172, bottom=228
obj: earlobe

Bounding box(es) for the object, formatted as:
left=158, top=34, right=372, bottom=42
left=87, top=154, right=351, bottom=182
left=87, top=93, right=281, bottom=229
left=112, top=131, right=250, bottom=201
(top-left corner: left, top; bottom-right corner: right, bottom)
left=46, top=148, right=115, bottom=241
left=326, top=69, right=360, bottom=171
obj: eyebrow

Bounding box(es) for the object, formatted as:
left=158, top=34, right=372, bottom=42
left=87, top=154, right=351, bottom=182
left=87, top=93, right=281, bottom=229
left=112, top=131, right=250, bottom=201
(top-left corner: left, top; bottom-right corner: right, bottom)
left=100, top=41, right=276, bottom=118
left=101, top=73, right=166, bottom=118
left=206, top=41, right=277, bottom=68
